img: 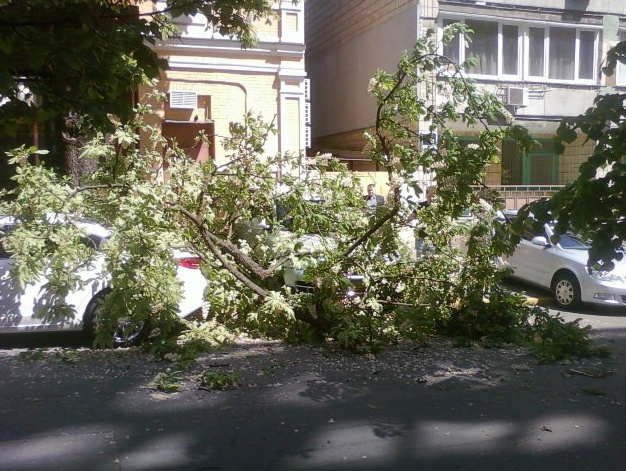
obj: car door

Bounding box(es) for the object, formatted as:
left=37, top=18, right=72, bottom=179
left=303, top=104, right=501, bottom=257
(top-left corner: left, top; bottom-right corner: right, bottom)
left=0, top=224, right=51, bottom=331
left=0, top=232, right=26, bottom=331
left=0, top=226, right=104, bottom=332
left=508, top=222, right=555, bottom=289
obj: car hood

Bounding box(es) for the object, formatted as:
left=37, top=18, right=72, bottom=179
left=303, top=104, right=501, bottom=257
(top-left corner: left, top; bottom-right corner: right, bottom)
left=601, top=252, right=626, bottom=275
left=559, top=246, right=626, bottom=275
left=267, top=230, right=337, bottom=254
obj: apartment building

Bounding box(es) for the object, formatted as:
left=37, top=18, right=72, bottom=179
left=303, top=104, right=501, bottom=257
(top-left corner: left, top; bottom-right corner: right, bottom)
left=145, top=1, right=308, bottom=167
left=305, top=0, right=626, bottom=207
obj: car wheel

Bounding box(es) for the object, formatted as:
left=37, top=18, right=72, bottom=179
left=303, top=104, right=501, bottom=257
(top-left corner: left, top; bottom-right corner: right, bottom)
left=83, top=292, right=146, bottom=347
left=552, top=272, right=581, bottom=309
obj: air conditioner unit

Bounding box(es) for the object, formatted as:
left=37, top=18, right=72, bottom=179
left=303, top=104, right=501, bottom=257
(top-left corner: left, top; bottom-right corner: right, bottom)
left=169, top=91, right=198, bottom=109
left=506, top=87, right=529, bottom=107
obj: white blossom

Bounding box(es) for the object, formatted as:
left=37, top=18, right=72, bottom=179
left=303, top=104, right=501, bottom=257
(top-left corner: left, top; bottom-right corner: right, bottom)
left=367, top=78, right=379, bottom=95
left=501, top=108, right=515, bottom=125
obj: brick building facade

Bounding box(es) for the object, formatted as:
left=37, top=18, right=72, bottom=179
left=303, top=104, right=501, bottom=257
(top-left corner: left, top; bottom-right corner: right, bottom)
left=305, top=0, right=626, bottom=207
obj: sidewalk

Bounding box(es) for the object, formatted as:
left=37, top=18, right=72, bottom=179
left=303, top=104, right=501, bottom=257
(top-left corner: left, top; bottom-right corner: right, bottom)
left=1, top=324, right=626, bottom=471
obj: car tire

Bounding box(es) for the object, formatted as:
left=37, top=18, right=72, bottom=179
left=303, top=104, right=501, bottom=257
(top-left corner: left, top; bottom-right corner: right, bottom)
left=551, top=272, right=581, bottom=309
left=83, top=291, right=146, bottom=347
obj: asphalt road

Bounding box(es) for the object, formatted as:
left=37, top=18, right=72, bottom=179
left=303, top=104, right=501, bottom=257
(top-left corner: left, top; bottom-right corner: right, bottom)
left=504, top=277, right=626, bottom=331
left=1, top=285, right=626, bottom=471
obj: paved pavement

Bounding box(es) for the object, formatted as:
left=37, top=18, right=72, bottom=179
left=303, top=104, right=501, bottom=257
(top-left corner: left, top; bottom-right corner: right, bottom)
left=2, top=288, right=626, bottom=471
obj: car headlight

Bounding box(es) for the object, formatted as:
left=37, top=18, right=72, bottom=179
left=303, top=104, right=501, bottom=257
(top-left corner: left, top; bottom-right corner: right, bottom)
left=588, top=269, right=623, bottom=283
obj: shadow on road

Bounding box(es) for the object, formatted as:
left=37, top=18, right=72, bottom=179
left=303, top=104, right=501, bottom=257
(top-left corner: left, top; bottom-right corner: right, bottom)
left=2, top=333, right=626, bottom=471
left=0, top=331, right=91, bottom=350
left=2, top=283, right=626, bottom=470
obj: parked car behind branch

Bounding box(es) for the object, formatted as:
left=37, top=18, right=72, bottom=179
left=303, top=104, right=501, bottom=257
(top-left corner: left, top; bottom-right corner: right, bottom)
left=0, top=215, right=207, bottom=345
left=238, top=198, right=415, bottom=298
left=500, top=210, right=626, bottom=309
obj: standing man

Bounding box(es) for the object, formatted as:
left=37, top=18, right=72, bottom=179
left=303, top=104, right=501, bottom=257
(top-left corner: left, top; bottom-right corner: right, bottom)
left=364, top=183, right=385, bottom=213
left=415, top=186, right=436, bottom=257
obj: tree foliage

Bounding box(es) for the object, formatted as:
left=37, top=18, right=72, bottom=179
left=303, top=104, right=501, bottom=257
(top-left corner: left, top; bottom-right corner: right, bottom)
left=0, top=24, right=597, bottom=361
left=528, top=40, right=626, bottom=271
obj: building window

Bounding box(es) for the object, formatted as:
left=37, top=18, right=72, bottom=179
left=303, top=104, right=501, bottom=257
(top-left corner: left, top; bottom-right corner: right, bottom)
left=617, top=31, right=626, bottom=86
left=501, top=140, right=523, bottom=185
left=465, top=19, right=499, bottom=76
left=548, top=28, right=576, bottom=80
left=501, top=139, right=558, bottom=185
left=502, top=25, right=519, bottom=75
left=523, top=150, right=558, bottom=185
left=443, top=18, right=460, bottom=65
left=579, top=30, right=596, bottom=80
left=440, top=17, right=598, bottom=84
left=528, top=28, right=545, bottom=77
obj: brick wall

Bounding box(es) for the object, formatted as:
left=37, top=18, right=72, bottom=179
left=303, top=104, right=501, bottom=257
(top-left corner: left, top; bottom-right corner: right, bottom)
left=154, top=71, right=281, bottom=162
left=305, top=0, right=419, bottom=58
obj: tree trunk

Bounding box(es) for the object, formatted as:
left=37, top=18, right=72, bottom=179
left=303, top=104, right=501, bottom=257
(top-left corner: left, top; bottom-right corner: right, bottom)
left=60, top=113, right=98, bottom=187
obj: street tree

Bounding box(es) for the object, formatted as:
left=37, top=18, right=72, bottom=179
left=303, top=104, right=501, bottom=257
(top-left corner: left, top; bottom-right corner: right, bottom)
left=0, top=25, right=596, bottom=362
left=527, top=40, right=626, bottom=272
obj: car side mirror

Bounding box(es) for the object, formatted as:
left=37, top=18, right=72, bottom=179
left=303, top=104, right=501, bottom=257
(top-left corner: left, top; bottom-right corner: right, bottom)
left=531, top=236, right=550, bottom=247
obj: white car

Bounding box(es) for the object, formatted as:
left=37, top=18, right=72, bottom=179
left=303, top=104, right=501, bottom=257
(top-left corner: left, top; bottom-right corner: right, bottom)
left=0, top=216, right=207, bottom=344
left=500, top=210, right=626, bottom=309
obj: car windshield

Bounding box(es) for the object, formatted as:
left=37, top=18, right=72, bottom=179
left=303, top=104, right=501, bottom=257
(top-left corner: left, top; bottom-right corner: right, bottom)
left=275, top=199, right=324, bottom=231
left=498, top=213, right=590, bottom=250
left=547, top=225, right=589, bottom=250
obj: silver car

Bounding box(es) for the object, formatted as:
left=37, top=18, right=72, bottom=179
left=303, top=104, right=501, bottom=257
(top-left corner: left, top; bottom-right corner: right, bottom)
left=501, top=210, right=626, bottom=309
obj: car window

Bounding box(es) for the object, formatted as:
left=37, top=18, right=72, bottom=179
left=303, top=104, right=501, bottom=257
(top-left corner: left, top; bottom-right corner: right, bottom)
left=0, top=241, right=9, bottom=259
left=522, top=224, right=545, bottom=241
left=554, top=232, right=589, bottom=250
left=45, top=233, right=103, bottom=252
left=498, top=213, right=546, bottom=242
left=275, top=199, right=325, bottom=232
left=80, top=234, right=103, bottom=251
left=0, top=223, right=103, bottom=257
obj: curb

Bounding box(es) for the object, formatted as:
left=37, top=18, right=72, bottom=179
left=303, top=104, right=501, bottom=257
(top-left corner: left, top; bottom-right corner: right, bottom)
left=523, top=295, right=552, bottom=307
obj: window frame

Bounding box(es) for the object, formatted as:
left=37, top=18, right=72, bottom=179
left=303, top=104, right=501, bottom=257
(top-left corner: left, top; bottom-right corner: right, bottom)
left=616, top=30, right=626, bottom=87
left=522, top=142, right=559, bottom=185
left=439, top=15, right=600, bottom=85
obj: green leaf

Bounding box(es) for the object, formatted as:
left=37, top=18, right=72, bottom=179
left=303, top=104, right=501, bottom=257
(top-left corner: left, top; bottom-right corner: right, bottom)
left=579, top=161, right=597, bottom=180
left=557, top=126, right=578, bottom=144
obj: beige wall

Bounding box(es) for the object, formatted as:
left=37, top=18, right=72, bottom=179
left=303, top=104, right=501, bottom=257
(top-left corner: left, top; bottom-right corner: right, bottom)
left=156, top=72, right=279, bottom=158
left=306, top=0, right=420, bottom=57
